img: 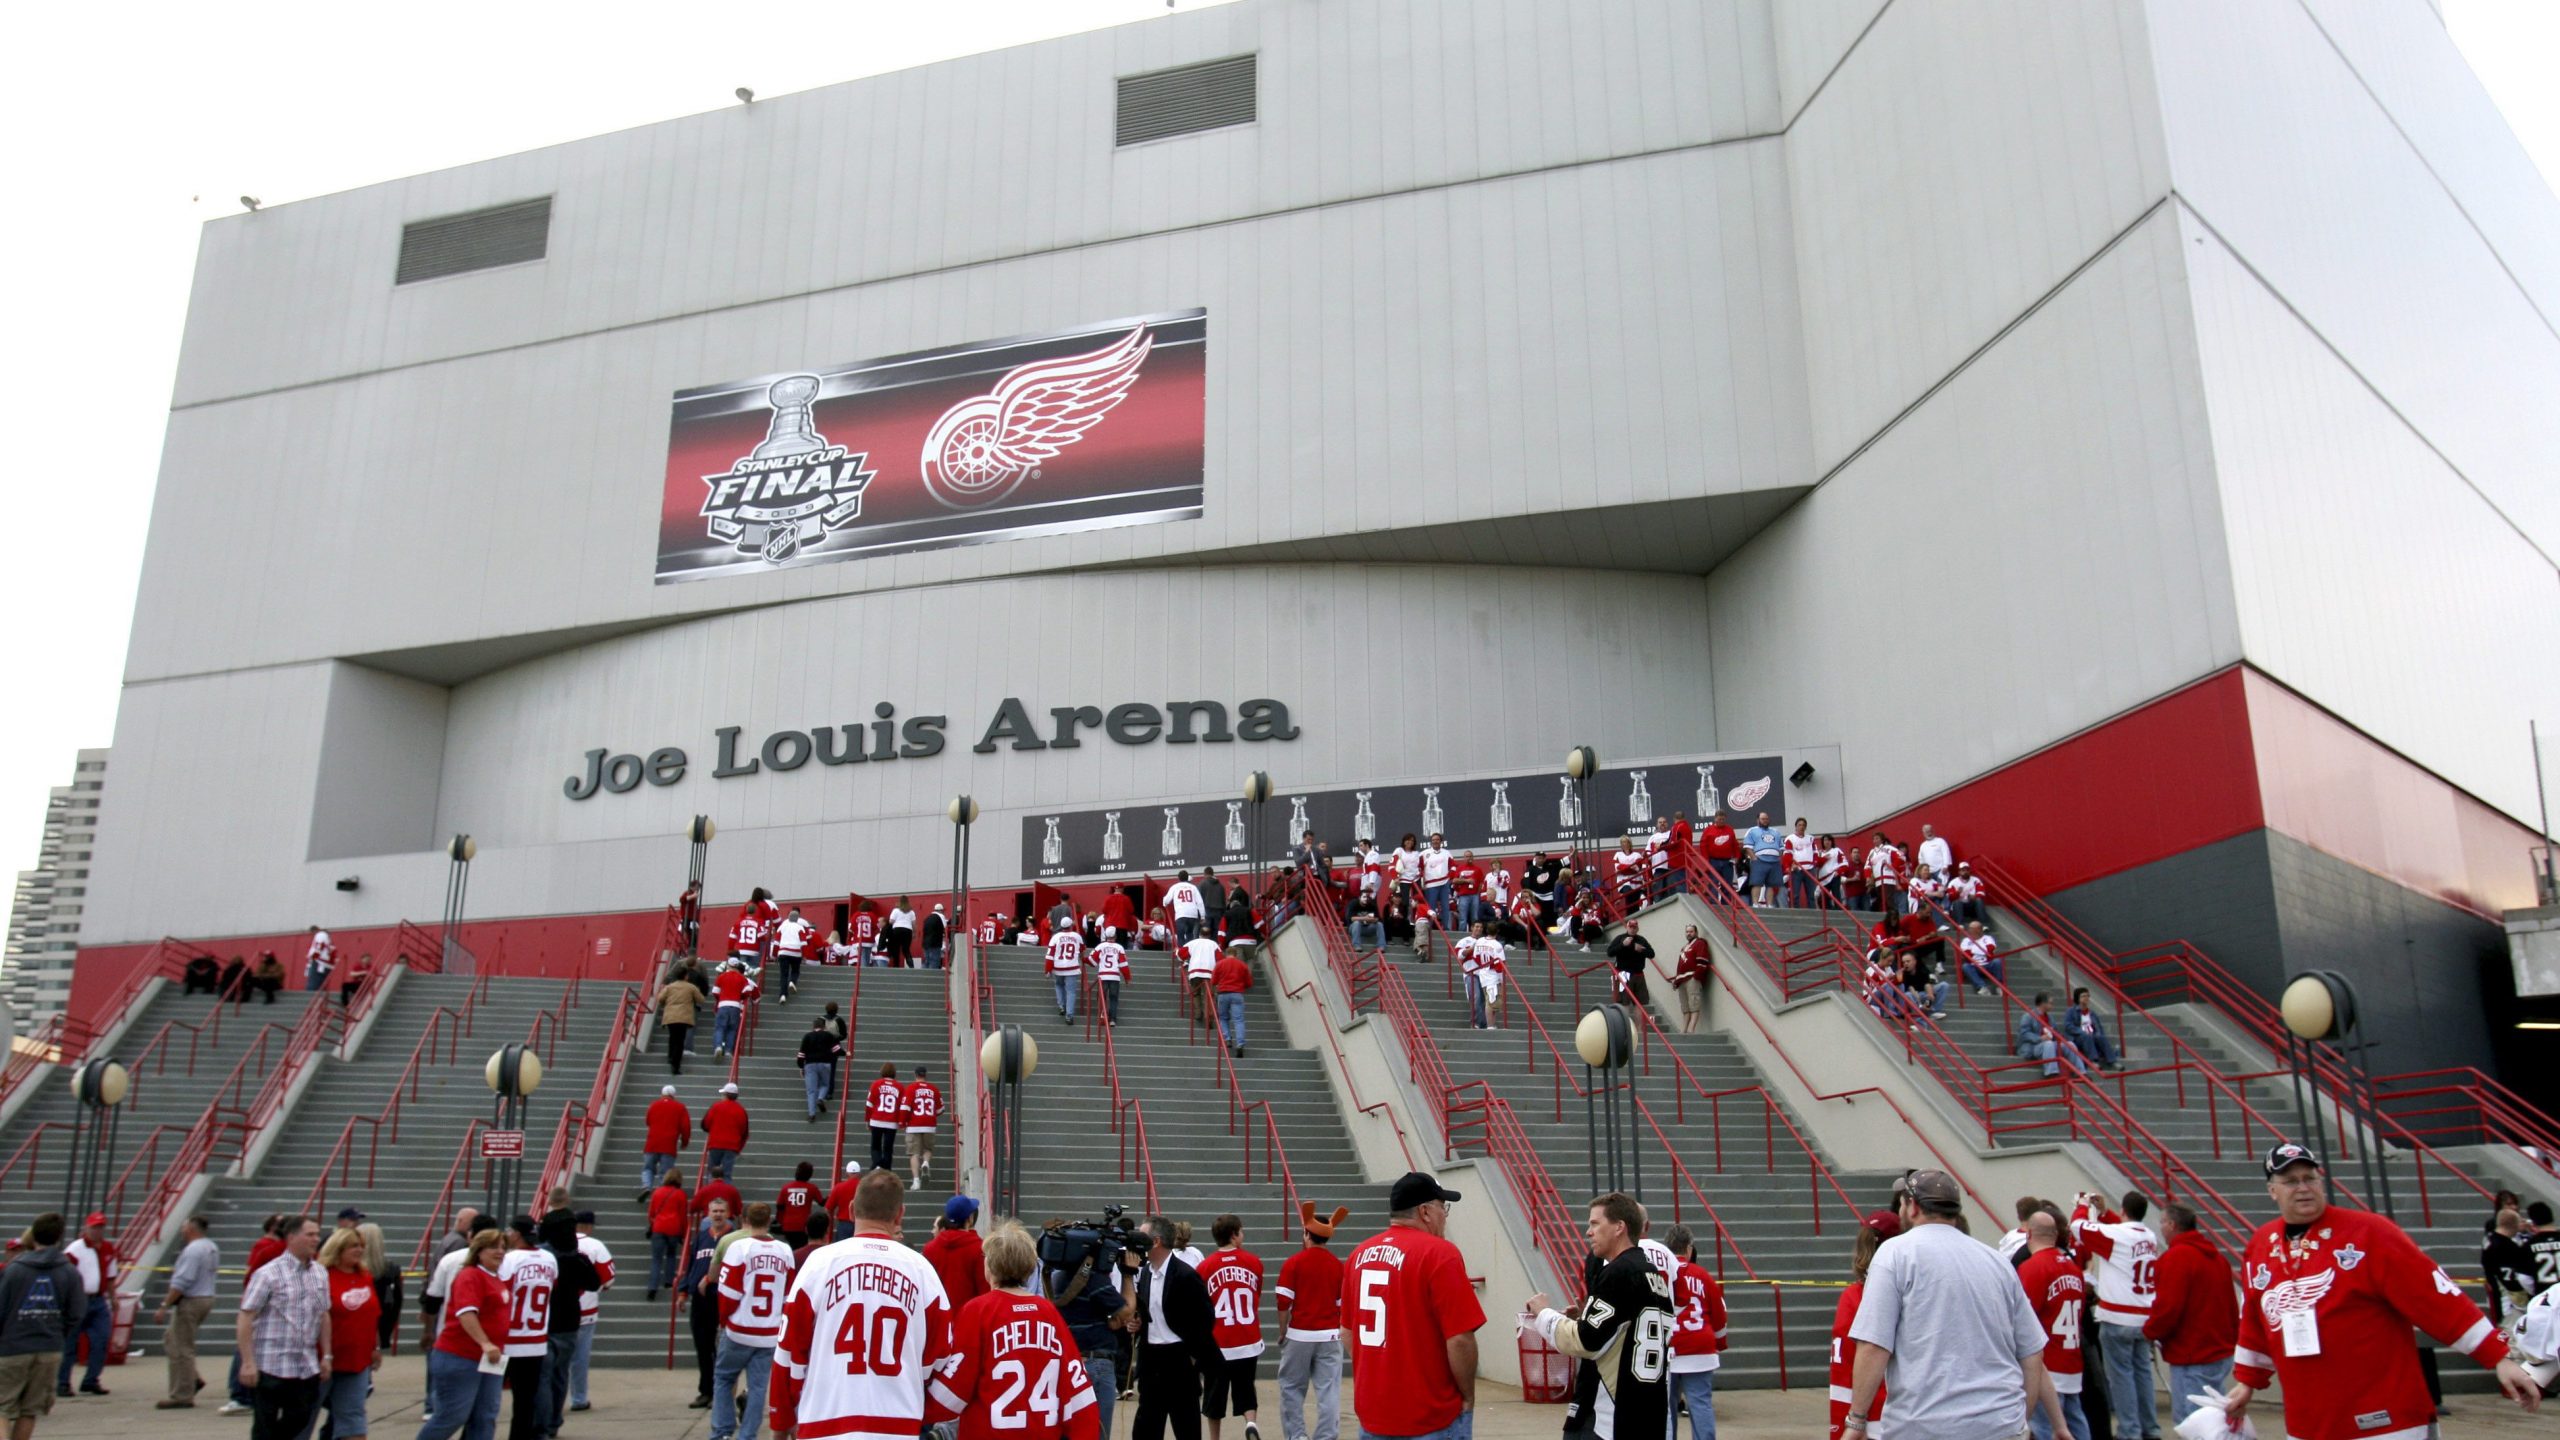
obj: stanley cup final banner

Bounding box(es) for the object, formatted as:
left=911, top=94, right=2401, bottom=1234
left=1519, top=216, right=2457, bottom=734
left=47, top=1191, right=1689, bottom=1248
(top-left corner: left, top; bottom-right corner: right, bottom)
left=656, top=310, right=1207, bottom=583
left=1022, top=752, right=1790, bottom=881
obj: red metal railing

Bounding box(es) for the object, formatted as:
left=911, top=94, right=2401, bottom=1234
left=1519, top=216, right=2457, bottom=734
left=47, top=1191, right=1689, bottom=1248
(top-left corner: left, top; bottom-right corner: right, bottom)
left=536, top=985, right=643, bottom=1202
left=829, top=951, right=869, bottom=1179
left=1117, top=1097, right=1163, bottom=1214
left=408, top=1119, right=494, bottom=1274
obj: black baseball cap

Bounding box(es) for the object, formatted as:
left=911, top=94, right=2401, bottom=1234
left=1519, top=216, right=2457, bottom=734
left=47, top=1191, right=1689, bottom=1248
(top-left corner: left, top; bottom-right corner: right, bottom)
left=2264, top=1142, right=2323, bottom=1177
left=509, top=1214, right=540, bottom=1239
left=1389, top=1172, right=1462, bottom=1211
left=574, top=1210, right=597, bottom=1226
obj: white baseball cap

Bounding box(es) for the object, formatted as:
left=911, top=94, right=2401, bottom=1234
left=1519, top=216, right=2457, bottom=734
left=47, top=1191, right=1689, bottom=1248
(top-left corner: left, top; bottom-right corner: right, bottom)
left=845, top=1160, right=863, bottom=1175
left=720, top=1082, right=739, bottom=1095
left=661, top=1085, right=677, bottom=1097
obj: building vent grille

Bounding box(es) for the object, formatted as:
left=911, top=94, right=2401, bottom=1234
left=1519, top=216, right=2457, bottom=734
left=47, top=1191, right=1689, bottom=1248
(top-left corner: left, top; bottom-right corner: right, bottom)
left=1116, top=54, right=1257, bottom=146
left=395, top=197, right=553, bottom=285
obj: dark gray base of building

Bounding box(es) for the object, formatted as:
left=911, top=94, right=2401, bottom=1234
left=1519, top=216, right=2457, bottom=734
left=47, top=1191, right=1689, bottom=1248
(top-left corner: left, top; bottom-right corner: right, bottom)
left=2050, top=829, right=2556, bottom=1118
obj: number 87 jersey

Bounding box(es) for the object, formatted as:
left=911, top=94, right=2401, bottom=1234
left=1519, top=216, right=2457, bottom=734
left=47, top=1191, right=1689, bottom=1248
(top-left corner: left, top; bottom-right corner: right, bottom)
left=770, top=1234, right=957, bottom=1440
left=1528, top=1249, right=1676, bottom=1440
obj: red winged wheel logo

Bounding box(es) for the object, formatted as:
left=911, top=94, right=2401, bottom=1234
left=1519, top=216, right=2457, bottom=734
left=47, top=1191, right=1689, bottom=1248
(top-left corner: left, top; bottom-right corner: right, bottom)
left=919, top=326, right=1153, bottom=510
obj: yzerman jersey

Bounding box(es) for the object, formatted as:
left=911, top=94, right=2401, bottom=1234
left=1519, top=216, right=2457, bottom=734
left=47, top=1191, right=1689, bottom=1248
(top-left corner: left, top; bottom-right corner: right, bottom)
left=1827, top=1282, right=1884, bottom=1440
left=730, top=913, right=769, bottom=957
left=1200, top=1246, right=1265, bottom=1359
left=1534, top=1248, right=1675, bottom=1440
left=1090, top=942, right=1129, bottom=983
left=497, top=1246, right=559, bottom=1358
left=2234, top=1207, right=2510, bottom=1440
left=2069, top=1199, right=2158, bottom=1325
left=2015, top=1247, right=2087, bottom=1392
left=935, top=1290, right=1099, bottom=1440
left=720, top=1236, right=800, bottom=1346
left=771, top=1234, right=958, bottom=1440
left=866, top=1077, right=906, bottom=1129
left=1045, top=931, right=1083, bottom=976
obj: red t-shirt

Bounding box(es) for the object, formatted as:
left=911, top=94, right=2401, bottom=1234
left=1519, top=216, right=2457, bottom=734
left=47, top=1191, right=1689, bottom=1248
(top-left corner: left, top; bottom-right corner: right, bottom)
left=437, top=1263, right=503, bottom=1361
left=1201, top=1246, right=1265, bottom=1358
left=1276, top=1244, right=1343, bottom=1336
left=328, top=1266, right=381, bottom=1373
left=705, top=1099, right=750, bottom=1151
left=824, top=1176, right=860, bottom=1222
left=776, top=1182, right=820, bottom=1234
left=691, top=1178, right=742, bottom=1224
left=1341, top=1227, right=1485, bottom=1437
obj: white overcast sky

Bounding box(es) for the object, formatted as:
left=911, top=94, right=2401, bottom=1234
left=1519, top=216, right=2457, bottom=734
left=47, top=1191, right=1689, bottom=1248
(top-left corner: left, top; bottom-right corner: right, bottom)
left=0, top=0, right=2553, bottom=878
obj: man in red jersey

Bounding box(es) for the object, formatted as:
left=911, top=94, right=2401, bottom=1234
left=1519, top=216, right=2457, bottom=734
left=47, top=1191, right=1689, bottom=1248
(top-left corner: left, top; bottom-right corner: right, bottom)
left=1827, top=1213, right=1895, bottom=1440
left=936, top=1220, right=1100, bottom=1440
left=2016, top=1211, right=2091, bottom=1440
left=1342, top=1174, right=1484, bottom=1440
left=769, top=1170, right=956, bottom=1440
left=903, top=1067, right=943, bottom=1189
left=2225, top=1143, right=2540, bottom=1438
left=775, top=1163, right=821, bottom=1249
left=1199, top=1215, right=1265, bottom=1440
left=705, top=1081, right=751, bottom=1181
left=1275, top=1205, right=1348, bottom=1440
left=824, top=1162, right=864, bottom=1226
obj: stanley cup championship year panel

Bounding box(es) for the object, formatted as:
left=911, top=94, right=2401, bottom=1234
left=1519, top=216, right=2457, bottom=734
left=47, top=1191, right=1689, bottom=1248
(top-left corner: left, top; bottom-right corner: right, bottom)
left=656, top=310, right=1207, bottom=583
left=1022, top=753, right=1788, bottom=880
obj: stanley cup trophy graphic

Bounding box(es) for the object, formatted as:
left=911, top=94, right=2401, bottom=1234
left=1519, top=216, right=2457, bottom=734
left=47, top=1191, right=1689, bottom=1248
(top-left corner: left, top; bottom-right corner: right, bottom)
left=1489, top=781, right=1514, bottom=834
left=1288, top=795, right=1310, bottom=840
left=1353, top=792, right=1377, bottom=844
left=752, top=375, right=826, bottom=460
left=1421, top=786, right=1445, bottom=837
left=1040, top=817, right=1064, bottom=869
left=1223, top=802, right=1247, bottom=852
left=1557, top=776, right=1583, bottom=830
left=1695, top=765, right=1720, bottom=818
left=1101, top=812, right=1124, bottom=863
left=1629, top=771, right=1653, bottom=826
left=1160, top=807, right=1184, bottom=858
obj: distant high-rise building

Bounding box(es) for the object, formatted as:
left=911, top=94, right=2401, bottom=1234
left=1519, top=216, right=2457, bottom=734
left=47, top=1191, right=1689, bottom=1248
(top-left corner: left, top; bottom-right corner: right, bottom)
left=2, top=748, right=108, bottom=1022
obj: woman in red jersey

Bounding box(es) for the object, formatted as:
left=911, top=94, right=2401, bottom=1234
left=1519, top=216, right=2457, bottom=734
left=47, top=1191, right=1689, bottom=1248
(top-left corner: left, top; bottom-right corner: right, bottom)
left=1830, top=1213, right=1898, bottom=1440
left=935, top=1220, right=1100, bottom=1440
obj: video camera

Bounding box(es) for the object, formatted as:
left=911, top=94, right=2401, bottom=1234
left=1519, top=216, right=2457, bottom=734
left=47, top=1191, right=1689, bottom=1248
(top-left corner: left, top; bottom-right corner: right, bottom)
left=1040, top=1205, right=1138, bottom=1304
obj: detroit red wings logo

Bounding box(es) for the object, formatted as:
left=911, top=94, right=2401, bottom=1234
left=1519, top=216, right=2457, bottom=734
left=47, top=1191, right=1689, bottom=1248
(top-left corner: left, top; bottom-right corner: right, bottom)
left=920, top=326, right=1153, bottom=509
left=2260, top=1269, right=2336, bottom=1320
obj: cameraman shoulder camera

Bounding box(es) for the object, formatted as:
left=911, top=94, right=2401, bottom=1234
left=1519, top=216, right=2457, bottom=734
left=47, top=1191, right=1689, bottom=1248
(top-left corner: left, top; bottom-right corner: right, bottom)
left=1040, top=1208, right=1138, bottom=1361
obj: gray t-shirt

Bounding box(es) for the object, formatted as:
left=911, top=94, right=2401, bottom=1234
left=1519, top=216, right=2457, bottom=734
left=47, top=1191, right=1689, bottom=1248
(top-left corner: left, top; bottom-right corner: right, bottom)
left=1848, top=1220, right=2045, bottom=1440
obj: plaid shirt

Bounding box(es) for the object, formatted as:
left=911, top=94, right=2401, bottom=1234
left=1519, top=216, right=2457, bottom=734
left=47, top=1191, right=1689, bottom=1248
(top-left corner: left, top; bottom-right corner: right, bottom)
left=240, top=1253, right=328, bottom=1379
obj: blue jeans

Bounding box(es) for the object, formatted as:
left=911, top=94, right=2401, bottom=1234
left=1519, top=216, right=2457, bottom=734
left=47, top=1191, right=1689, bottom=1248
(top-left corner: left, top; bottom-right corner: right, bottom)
left=1085, top=1351, right=1119, bottom=1440
left=2100, top=1322, right=2159, bottom=1439
left=2028, top=1388, right=2092, bottom=1440
left=2075, top=1029, right=2121, bottom=1068
left=2017, top=1036, right=2066, bottom=1076
left=1963, top=957, right=2006, bottom=990
left=571, top=1324, right=597, bottom=1407
left=318, top=1368, right=370, bottom=1437
left=231, top=1348, right=251, bottom=1406
left=776, top=954, right=801, bottom=997
left=1363, top=1411, right=1471, bottom=1440
left=59, top=1289, right=110, bottom=1388
left=803, top=1062, right=834, bottom=1118
left=545, top=1331, right=577, bottom=1431
left=2166, top=1359, right=2232, bottom=1423
left=714, top=1006, right=743, bottom=1053
left=1054, top=975, right=1078, bottom=1017
left=1673, top=1368, right=1716, bottom=1440
left=652, top=1231, right=684, bottom=1289
left=1176, top=916, right=1201, bottom=945
left=712, top=1337, right=775, bottom=1440
left=1217, top=992, right=1246, bottom=1047
left=1349, top=919, right=1384, bottom=952
left=1454, top=895, right=1483, bottom=928
left=707, top=1147, right=738, bottom=1179
left=1785, top=872, right=1816, bottom=907
left=1100, top=979, right=1122, bottom=1022
left=418, top=1348, right=502, bottom=1440
left=643, top=1150, right=676, bottom=1190
left=1466, top=974, right=1490, bottom=1029
left=1424, top=882, right=1452, bottom=921
left=924, top=945, right=945, bottom=970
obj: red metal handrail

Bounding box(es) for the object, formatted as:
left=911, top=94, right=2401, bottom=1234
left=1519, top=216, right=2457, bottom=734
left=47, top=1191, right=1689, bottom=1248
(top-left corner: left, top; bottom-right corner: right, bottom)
left=301, top=1004, right=473, bottom=1218
left=1116, top=1097, right=1163, bottom=1214
left=536, top=986, right=644, bottom=1201
left=830, top=948, right=868, bottom=1179
left=408, top=1119, right=493, bottom=1274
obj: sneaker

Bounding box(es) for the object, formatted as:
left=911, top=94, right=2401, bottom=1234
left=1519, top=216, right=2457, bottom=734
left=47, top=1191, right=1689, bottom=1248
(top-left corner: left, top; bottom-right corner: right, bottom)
left=691, top=1394, right=713, bottom=1409
left=218, top=1400, right=251, bottom=1415
left=1247, top=1424, right=1260, bottom=1440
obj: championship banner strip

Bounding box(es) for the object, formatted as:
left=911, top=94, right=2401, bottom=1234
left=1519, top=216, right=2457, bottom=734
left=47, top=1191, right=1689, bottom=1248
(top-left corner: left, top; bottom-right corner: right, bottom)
left=1022, top=753, right=1788, bottom=880
left=657, top=309, right=1208, bottom=583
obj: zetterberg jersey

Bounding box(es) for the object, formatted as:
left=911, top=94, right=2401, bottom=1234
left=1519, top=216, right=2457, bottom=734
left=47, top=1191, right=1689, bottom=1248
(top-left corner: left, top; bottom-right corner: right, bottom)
left=771, top=1233, right=957, bottom=1440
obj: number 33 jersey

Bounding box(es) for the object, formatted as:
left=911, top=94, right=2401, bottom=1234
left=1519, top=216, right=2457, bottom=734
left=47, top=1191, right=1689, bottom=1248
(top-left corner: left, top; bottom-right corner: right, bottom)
left=1535, top=1249, right=1676, bottom=1440
left=937, top=1291, right=1100, bottom=1440
left=771, top=1234, right=957, bottom=1440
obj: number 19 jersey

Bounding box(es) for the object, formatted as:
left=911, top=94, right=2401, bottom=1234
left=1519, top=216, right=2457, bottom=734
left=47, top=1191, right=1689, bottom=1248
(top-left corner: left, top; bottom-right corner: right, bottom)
left=771, top=1233, right=956, bottom=1440
left=937, top=1290, right=1099, bottom=1440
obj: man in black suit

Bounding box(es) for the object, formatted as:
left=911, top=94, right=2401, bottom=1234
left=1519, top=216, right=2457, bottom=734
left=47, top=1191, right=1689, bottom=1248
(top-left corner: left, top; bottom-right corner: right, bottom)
left=1132, top=1214, right=1221, bottom=1440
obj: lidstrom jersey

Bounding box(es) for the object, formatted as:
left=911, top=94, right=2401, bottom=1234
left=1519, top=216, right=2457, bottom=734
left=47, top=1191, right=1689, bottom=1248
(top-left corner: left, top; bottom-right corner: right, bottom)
left=2069, top=1200, right=2158, bottom=1324
left=775, top=919, right=816, bottom=956
left=731, top=913, right=769, bottom=956
left=2233, top=1207, right=2510, bottom=1440
left=771, top=1234, right=958, bottom=1440
left=1045, top=931, right=1084, bottom=976
left=1090, top=943, right=1129, bottom=983
left=1202, top=1246, right=1267, bottom=1358
left=2016, top=1247, right=2087, bottom=1392
left=903, top=1081, right=942, bottom=1134
left=721, top=1236, right=800, bottom=1345
left=497, top=1246, right=560, bottom=1358
left=937, top=1291, right=1099, bottom=1440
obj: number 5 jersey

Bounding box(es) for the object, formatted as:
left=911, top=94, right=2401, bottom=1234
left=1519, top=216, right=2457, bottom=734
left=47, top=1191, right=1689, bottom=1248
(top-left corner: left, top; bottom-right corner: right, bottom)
left=771, top=1233, right=958, bottom=1439
left=1529, top=1247, right=1676, bottom=1440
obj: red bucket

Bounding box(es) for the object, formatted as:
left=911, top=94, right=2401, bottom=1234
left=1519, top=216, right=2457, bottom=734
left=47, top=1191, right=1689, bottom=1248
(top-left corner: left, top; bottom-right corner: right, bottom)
left=1518, top=1327, right=1572, bottom=1403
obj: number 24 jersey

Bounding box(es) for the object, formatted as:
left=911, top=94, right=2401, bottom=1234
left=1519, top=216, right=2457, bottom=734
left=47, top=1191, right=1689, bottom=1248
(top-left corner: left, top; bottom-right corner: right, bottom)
left=937, top=1291, right=1099, bottom=1440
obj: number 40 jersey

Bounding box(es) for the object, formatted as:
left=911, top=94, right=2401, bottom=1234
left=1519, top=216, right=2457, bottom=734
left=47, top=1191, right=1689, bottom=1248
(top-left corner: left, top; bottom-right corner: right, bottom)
left=771, top=1234, right=956, bottom=1440
left=1531, top=1248, right=1676, bottom=1440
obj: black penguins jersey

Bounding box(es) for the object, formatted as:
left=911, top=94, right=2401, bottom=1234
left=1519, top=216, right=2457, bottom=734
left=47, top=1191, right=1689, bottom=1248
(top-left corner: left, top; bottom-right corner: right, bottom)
left=1549, top=1249, right=1675, bottom=1440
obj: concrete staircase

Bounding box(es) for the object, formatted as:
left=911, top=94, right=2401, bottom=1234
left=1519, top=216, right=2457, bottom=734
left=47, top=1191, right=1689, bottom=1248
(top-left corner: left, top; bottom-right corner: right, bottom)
left=584, top=966, right=955, bottom=1367
left=0, top=985, right=320, bottom=1173
left=124, top=974, right=625, bottom=1365
left=1383, top=930, right=1895, bottom=1387
left=981, top=943, right=1396, bottom=1371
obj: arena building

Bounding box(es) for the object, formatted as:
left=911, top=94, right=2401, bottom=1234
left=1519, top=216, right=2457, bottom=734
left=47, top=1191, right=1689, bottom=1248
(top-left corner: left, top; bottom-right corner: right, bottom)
left=78, top=0, right=2559, bottom=1096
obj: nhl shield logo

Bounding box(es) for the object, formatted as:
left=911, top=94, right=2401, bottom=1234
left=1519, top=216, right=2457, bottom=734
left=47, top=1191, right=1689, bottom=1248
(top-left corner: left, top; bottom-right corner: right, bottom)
left=2334, top=1244, right=2365, bottom=1271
